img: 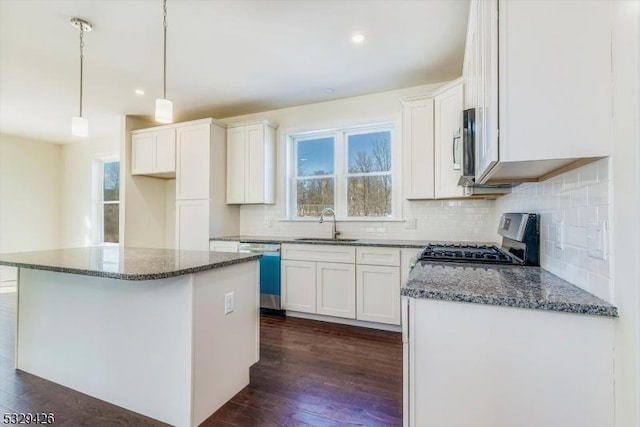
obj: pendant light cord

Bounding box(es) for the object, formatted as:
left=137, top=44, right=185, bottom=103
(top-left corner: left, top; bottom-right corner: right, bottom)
left=79, top=25, right=84, bottom=117
left=163, top=0, right=167, bottom=100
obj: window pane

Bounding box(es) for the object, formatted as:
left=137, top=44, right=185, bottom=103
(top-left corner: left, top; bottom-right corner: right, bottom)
left=297, top=137, right=334, bottom=177
left=348, top=131, right=391, bottom=173
left=296, top=178, right=334, bottom=217
left=347, top=175, right=392, bottom=217
left=103, top=204, right=119, bottom=243
left=103, top=161, right=120, bottom=202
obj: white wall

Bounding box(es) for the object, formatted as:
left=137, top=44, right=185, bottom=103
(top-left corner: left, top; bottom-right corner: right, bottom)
left=0, top=134, right=61, bottom=280
left=59, top=135, right=120, bottom=248
left=121, top=116, right=169, bottom=248
left=494, top=158, right=612, bottom=301
left=611, top=2, right=640, bottom=426
left=221, top=83, right=497, bottom=243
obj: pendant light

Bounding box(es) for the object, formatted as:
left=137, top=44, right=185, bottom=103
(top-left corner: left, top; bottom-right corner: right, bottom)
left=155, top=0, right=173, bottom=123
left=70, top=18, right=92, bottom=137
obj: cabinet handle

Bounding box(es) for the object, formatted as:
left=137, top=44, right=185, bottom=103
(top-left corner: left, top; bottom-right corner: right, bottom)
left=452, top=130, right=461, bottom=170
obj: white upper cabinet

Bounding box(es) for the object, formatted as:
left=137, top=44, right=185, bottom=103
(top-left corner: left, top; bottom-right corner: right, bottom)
left=131, top=129, right=176, bottom=178
left=402, top=79, right=466, bottom=200
left=226, top=120, right=277, bottom=204
left=434, top=81, right=465, bottom=198
left=464, top=0, right=612, bottom=184
left=176, top=123, right=212, bottom=200
left=402, top=97, right=435, bottom=200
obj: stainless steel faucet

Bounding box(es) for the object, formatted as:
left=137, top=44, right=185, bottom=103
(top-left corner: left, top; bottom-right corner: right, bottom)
left=319, top=207, right=341, bottom=240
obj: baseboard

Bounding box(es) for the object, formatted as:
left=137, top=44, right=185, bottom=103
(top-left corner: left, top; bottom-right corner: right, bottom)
left=286, top=311, right=401, bottom=332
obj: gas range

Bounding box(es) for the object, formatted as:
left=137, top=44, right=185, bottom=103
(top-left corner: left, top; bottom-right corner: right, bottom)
left=418, top=243, right=514, bottom=264
left=416, top=213, right=540, bottom=266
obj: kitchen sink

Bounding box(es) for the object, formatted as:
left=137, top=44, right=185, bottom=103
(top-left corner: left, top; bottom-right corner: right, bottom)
left=294, top=238, right=358, bottom=242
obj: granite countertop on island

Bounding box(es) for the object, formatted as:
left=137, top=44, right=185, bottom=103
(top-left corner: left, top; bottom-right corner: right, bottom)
left=0, top=247, right=261, bottom=281
left=403, top=261, right=618, bottom=317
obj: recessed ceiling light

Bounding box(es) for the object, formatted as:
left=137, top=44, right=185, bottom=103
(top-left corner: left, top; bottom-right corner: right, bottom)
left=351, top=33, right=365, bottom=44
left=134, top=89, right=145, bottom=96
left=324, top=88, right=335, bottom=94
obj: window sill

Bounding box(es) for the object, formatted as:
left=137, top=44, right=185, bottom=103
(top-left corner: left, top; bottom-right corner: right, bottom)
left=279, top=218, right=405, bottom=223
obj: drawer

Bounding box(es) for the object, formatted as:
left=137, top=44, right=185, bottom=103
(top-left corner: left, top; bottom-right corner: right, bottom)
left=281, top=244, right=356, bottom=263
left=356, top=247, right=401, bottom=266
left=209, top=240, right=240, bottom=253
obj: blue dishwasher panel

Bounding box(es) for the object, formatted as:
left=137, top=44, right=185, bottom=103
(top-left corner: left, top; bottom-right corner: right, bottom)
left=260, top=253, right=281, bottom=296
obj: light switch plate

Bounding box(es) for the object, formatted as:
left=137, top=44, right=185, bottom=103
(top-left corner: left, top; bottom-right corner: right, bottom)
left=224, top=292, right=234, bottom=314
left=405, top=218, right=417, bottom=230
left=587, top=221, right=608, bottom=260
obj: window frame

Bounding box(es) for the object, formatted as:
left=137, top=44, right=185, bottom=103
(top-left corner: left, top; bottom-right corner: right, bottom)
left=287, top=120, right=402, bottom=221
left=92, top=157, right=121, bottom=245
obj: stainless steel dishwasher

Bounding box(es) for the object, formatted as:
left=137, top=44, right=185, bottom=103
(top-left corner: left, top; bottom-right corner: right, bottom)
left=238, top=242, right=281, bottom=310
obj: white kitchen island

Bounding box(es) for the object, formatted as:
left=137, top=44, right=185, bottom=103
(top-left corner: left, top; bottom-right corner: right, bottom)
left=0, top=247, right=260, bottom=427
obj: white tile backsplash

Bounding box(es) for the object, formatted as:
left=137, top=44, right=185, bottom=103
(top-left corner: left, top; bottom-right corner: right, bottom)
left=495, top=158, right=612, bottom=301
left=239, top=198, right=497, bottom=243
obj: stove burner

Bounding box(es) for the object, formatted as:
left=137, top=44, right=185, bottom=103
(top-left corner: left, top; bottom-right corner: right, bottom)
left=418, top=243, right=513, bottom=264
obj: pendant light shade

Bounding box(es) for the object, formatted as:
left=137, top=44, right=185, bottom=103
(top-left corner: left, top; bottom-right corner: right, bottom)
left=71, top=116, right=89, bottom=137
left=70, top=17, right=92, bottom=137
left=155, top=98, right=173, bottom=124
left=155, top=0, right=173, bottom=123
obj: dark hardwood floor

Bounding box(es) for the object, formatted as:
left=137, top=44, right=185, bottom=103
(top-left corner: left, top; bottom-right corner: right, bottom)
left=0, top=287, right=402, bottom=426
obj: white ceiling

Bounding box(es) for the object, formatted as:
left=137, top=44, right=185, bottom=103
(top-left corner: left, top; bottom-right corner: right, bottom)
left=0, top=0, right=469, bottom=144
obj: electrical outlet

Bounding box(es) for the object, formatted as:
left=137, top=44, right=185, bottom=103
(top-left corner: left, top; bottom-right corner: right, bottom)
left=587, top=221, right=608, bottom=260
left=555, top=221, right=564, bottom=249
left=224, top=292, right=234, bottom=314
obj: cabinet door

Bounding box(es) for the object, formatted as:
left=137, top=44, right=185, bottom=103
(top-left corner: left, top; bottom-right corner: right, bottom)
left=475, top=0, right=499, bottom=183
left=226, top=127, right=246, bottom=204
left=175, top=199, right=209, bottom=251
left=402, top=98, right=435, bottom=200
left=356, top=265, right=401, bottom=325
left=316, top=262, right=355, bottom=319
left=154, top=129, right=176, bottom=173
left=131, top=134, right=154, bottom=175
left=434, top=83, right=465, bottom=198
left=281, top=260, right=316, bottom=314
left=244, top=124, right=265, bottom=204
left=177, top=123, right=210, bottom=200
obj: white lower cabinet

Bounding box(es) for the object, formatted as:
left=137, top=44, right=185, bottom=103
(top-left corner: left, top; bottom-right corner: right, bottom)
left=356, top=265, right=401, bottom=325
left=281, top=260, right=316, bottom=313
left=281, top=244, right=402, bottom=327
left=209, top=240, right=240, bottom=253
left=405, top=297, right=615, bottom=427
left=316, top=262, right=356, bottom=319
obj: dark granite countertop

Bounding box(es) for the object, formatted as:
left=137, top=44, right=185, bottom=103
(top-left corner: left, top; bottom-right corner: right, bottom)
left=211, top=235, right=492, bottom=249
left=0, top=247, right=261, bottom=281
left=402, top=261, right=618, bottom=317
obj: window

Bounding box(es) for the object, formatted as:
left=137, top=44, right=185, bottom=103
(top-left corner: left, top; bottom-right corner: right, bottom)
left=346, top=130, right=392, bottom=217
left=99, top=160, right=120, bottom=244
left=295, top=135, right=335, bottom=217
left=289, top=123, right=398, bottom=220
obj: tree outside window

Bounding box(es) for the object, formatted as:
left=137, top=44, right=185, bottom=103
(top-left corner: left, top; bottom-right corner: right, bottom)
left=102, top=161, right=120, bottom=243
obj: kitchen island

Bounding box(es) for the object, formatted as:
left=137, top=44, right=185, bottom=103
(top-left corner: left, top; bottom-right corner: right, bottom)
left=0, top=247, right=261, bottom=427
left=401, top=261, right=618, bottom=427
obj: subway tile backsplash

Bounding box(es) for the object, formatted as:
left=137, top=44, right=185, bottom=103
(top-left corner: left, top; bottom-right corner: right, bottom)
left=494, top=158, right=612, bottom=302
left=239, top=199, right=497, bottom=243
